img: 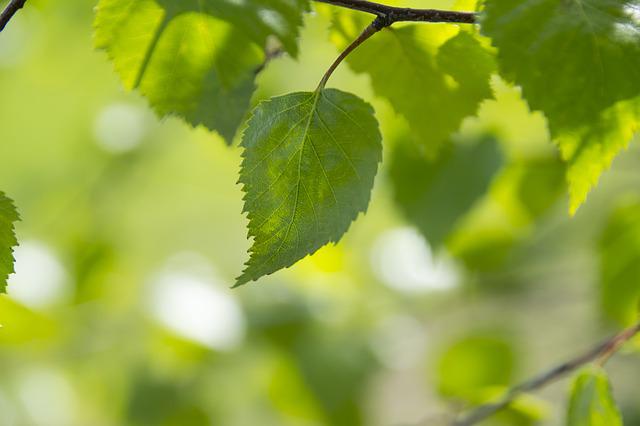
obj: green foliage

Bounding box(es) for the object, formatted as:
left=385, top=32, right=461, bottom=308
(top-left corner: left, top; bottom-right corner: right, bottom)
left=436, top=332, right=515, bottom=400
left=330, top=13, right=496, bottom=154
left=0, top=192, right=19, bottom=293
left=567, top=367, right=623, bottom=426
left=94, top=0, right=306, bottom=142
left=390, top=134, right=502, bottom=248
left=599, top=200, right=640, bottom=326
left=237, top=89, right=381, bottom=285
left=446, top=155, right=565, bottom=272
left=4, top=1, right=640, bottom=424
left=91, top=0, right=640, bottom=285
left=482, top=0, right=640, bottom=213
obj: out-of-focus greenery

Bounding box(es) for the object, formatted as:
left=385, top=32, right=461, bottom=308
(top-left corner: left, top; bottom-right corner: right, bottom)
left=567, top=367, right=622, bottom=426
left=0, top=1, right=639, bottom=425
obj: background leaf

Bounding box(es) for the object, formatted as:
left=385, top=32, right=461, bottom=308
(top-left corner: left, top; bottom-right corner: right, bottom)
left=94, top=0, right=287, bottom=142
left=330, top=12, right=495, bottom=154
left=237, top=89, right=382, bottom=285
left=567, top=367, right=623, bottom=426
left=482, top=0, right=640, bottom=213
left=436, top=331, right=516, bottom=400
left=0, top=192, right=19, bottom=293
left=390, top=134, right=503, bottom=248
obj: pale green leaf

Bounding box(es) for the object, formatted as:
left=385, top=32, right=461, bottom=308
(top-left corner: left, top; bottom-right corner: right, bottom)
left=567, top=367, right=623, bottom=426
left=390, top=135, right=503, bottom=248
left=436, top=332, right=515, bottom=400
left=330, top=13, right=495, bottom=154
left=237, top=89, right=382, bottom=285
left=0, top=192, right=19, bottom=293
left=482, top=0, right=640, bottom=213
left=94, top=0, right=270, bottom=142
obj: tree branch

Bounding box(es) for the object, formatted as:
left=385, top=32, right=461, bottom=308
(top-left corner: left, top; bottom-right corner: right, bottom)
left=451, top=321, right=640, bottom=426
left=314, top=0, right=477, bottom=24
left=0, top=0, right=27, bottom=32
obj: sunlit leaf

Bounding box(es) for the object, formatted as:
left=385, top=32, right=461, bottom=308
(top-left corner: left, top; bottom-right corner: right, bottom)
left=330, top=12, right=495, bottom=154
left=0, top=192, right=19, bottom=293
left=94, top=0, right=270, bottom=142
left=567, top=367, right=623, bottom=426
left=237, top=89, right=381, bottom=285
left=390, top=135, right=502, bottom=248
left=599, top=200, right=640, bottom=326
left=561, top=99, right=640, bottom=213
left=482, top=0, right=640, bottom=212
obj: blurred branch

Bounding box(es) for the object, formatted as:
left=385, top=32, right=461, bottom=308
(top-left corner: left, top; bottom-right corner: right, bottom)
left=451, top=321, right=640, bottom=426
left=314, top=0, right=477, bottom=24
left=0, top=0, right=26, bottom=32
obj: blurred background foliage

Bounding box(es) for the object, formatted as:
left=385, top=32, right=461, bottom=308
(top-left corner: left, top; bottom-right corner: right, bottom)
left=0, top=0, right=640, bottom=425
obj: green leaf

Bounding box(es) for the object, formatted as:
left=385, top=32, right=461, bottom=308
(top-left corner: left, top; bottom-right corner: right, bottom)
left=561, top=99, right=640, bottom=214
left=390, top=134, right=503, bottom=248
left=482, top=0, right=640, bottom=213
left=599, top=200, right=640, bottom=326
left=448, top=155, right=565, bottom=272
left=330, top=13, right=495, bottom=154
left=0, top=192, right=19, bottom=293
left=567, top=367, right=623, bottom=426
left=436, top=332, right=516, bottom=400
left=95, top=0, right=272, bottom=142
left=237, top=89, right=382, bottom=285
left=158, top=0, right=309, bottom=57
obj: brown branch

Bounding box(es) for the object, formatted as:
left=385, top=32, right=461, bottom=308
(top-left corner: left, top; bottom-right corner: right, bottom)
left=451, top=321, right=640, bottom=426
left=314, top=0, right=477, bottom=24
left=0, top=0, right=27, bottom=32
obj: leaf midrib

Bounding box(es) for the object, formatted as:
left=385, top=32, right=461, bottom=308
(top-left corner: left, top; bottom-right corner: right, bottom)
left=251, top=90, right=321, bottom=273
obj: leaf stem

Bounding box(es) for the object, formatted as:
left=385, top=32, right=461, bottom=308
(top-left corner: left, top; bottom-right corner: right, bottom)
left=314, top=0, right=477, bottom=24
left=0, top=0, right=27, bottom=32
left=450, top=321, right=640, bottom=426
left=317, top=16, right=385, bottom=90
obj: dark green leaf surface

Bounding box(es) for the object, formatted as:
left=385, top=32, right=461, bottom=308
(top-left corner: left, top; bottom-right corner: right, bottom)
left=599, top=201, right=640, bottom=326
left=482, top=0, right=640, bottom=212
left=331, top=13, right=495, bottom=154
left=390, top=135, right=502, bottom=248
left=95, top=0, right=299, bottom=142
left=0, top=192, right=19, bottom=293
left=567, top=367, right=623, bottom=426
left=237, top=89, right=382, bottom=285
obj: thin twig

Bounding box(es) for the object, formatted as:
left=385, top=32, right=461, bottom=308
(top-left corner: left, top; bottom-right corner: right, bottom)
left=451, top=321, right=640, bottom=426
left=0, top=0, right=27, bottom=32
left=317, top=16, right=385, bottom=90
left=314, top=0, right=477, bottom=24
